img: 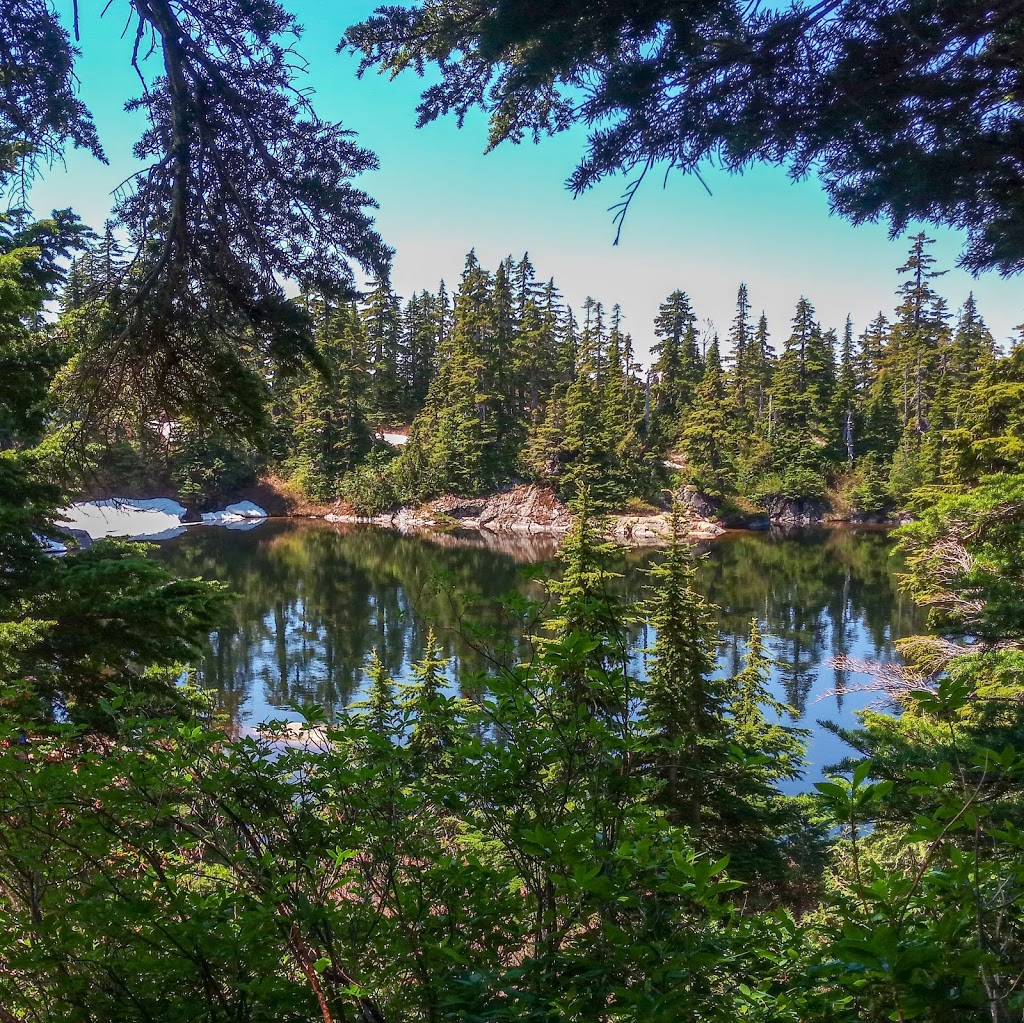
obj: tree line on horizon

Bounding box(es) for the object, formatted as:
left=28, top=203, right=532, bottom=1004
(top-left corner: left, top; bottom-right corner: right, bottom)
left=62, top=231, right=1024, bottom=517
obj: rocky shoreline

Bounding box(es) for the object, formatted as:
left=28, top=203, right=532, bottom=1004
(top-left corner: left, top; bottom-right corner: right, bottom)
left=314, top=483, right=906, bottom=546
left=323, top=486, right=725, bottom=544
left=63, top=479, right=906, bottom=548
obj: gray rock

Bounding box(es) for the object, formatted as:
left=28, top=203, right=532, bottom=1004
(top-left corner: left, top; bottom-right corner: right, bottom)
left=675, top=486, right=719, bottom=519
left=763, top=496, right=833, bottom=525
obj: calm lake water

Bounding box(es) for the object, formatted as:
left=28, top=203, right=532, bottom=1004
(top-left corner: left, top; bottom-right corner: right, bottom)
left=154, top=521, right=926, bottom=788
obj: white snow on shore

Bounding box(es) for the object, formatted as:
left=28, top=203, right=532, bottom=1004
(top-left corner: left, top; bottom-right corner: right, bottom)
left=201, top=501, right=268, bottom=526
left=35, top=534, right=68, bottom=555
left=60, top=499, right=187, bottom=541
left=378, top=431, right=408, bottom=446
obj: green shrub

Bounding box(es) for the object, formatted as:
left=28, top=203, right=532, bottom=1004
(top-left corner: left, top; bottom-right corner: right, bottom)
left=338, top=447, right=404, bottom=515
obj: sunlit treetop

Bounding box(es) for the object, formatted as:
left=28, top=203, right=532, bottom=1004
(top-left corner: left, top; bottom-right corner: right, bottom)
left=345, top=0, right=1024, bottom=275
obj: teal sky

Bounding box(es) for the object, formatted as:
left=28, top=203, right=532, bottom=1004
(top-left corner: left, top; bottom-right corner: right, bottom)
left=31, top=1, right=1023, bottom=361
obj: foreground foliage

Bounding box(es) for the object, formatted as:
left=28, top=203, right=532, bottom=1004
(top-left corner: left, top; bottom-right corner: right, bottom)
left=5, top=495, right=1024, bottom=1021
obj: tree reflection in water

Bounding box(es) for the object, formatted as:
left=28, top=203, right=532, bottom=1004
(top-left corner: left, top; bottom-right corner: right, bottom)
left=154, top=521, right=926, bottom=784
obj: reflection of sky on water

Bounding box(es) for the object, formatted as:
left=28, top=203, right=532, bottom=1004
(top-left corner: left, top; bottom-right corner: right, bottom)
left=154, top=522, right=926, bottom=790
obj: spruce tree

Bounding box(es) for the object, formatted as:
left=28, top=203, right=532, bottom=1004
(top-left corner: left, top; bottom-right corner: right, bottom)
left=726, top=283, right=753, bottom=415
left=286, top=301, right=374, bottom=499
left=680, top=338, right=734, bottom=493
left=361, top=274, right=404, bottom=421
left=857, top=313, right=890, bottom=394
left=886, top=234, right=951, bottom=433
left=362, top=648, right=399, bottom=737
left=641, top=504, right=723, bottom=822
left=402, top=628, right=458, bottom=775
left=650, top=289, right=702, bottom=443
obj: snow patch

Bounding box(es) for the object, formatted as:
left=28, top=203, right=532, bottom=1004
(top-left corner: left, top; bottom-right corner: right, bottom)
left=35, top=534, right=68, bottom=555
left=225, top=501, right=268, bottom=518
left=378, top=431, right=408, bottom=446
left=127, top=497, right=187, bottom=518
left=60, top=499, right=187, bottom=541
left=202, top=501, right=268, bottom=526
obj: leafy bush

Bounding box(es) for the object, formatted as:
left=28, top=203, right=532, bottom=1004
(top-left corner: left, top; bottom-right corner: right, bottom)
left=754, top=466, right=828, bottom=501
left=337, top=446, right=404, bottom=515
left=848, top=453, right=892, bottom=514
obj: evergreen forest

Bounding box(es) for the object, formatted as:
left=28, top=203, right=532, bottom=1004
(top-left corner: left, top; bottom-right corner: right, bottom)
left=4, top=2, right=1024, bottom=1022
left=65, top=232, right=1024, bottom=521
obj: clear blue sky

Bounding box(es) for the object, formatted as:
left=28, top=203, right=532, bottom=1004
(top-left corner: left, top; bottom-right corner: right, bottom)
left=31, top=1, right=1023, bottom=362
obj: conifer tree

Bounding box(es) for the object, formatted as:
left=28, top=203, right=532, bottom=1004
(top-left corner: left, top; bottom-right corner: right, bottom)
left=362, top=648, right=399, bottom=737
left=721, top=619, right=812, bottom=881
left=806, top=326, right=838, bottom=431
left=402, top=629, right=458, bottom=775
left=560, top=370, right=620, bottom=507
left=396, top=289, right=443, bottom=414
left=286, top=301, right=373, bottom=498
left=949, top=293, right=997, bottom=399
left=650, top=289, right=702, bottom=442
left=400, top=252, right=501, bottom=495
left=522, top=385, right=564, bottom=480
left=727, top=283, right=753, bottom=414
left=578, top=297, right=608, bottom=380
left=769, top=298, right=827, bottom=479
left=746, top=312, right=775, bottom=421
left=361, top=274, right=404, bottom=420
left=555, top=293, right=578, bottom=381
left=886, top=234, right=950, bottom=433
left=680, top=338, right=734, bottom=492
left=550, top=487, right=621, bottom=639
left=547, top=488, right=627, bottom=716
left=641, top=504, right=723, bottom=821
left=859, top=369, right=903, bottom=459
left=962, top=347, right=1024, bottom=477
left=602, top=304, right=631, bottom=442
left=857, top=313, right=890, bottom=394
left=490, top=257, right=517, bottom=440
left=62, top=221, right=126, bottom=311
left=435, top=279, right=452, bottom=351
left=515, top=277, right=566, bottom=410
left=888, top=428, right=928, bottom=502
left=918, top=369, right=960, bottom=486
left=833, top=315, right=858, bottom=464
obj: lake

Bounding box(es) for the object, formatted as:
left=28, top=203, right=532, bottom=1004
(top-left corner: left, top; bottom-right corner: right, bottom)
left=154, top=521, right=926, bottom=789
